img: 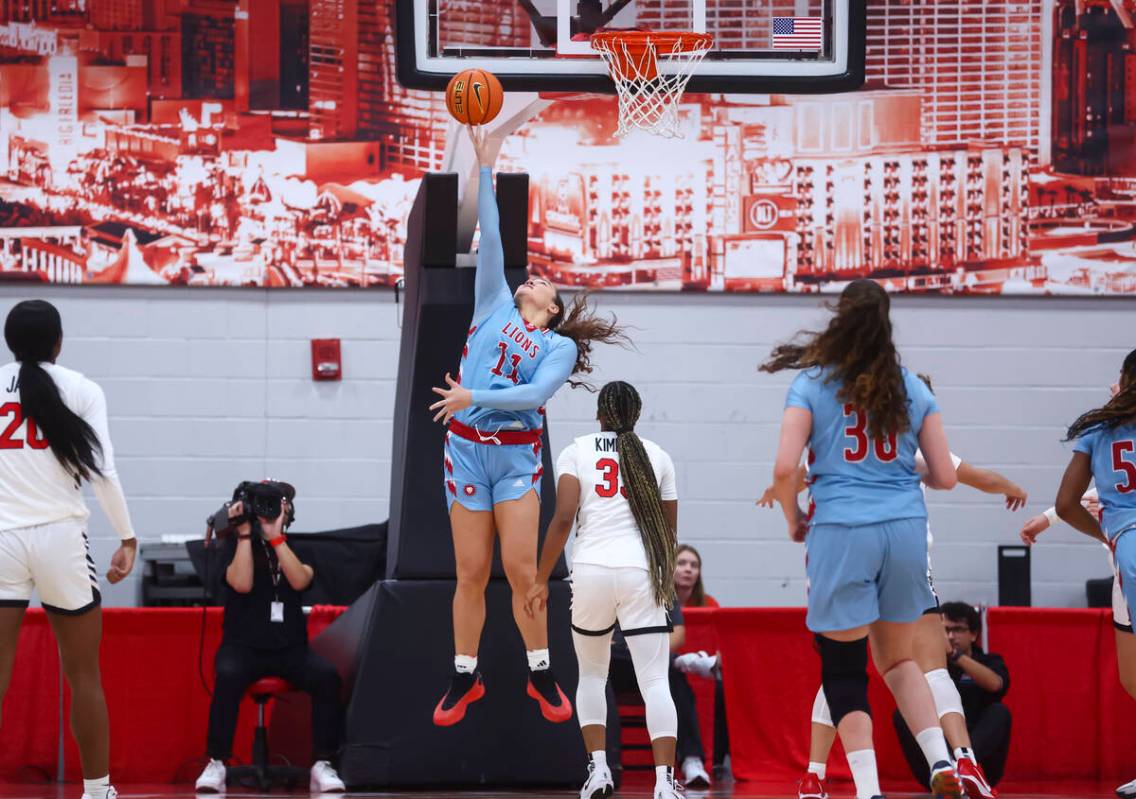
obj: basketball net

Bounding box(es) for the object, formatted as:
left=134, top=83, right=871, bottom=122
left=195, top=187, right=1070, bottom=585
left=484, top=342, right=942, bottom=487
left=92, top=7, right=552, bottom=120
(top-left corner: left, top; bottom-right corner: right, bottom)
left=591, top=31, right=713, bottom=138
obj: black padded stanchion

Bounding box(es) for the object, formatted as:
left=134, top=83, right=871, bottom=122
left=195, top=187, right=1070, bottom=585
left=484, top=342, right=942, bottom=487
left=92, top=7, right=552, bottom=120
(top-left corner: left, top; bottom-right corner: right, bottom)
left=332, top=580, right=584, bottom=786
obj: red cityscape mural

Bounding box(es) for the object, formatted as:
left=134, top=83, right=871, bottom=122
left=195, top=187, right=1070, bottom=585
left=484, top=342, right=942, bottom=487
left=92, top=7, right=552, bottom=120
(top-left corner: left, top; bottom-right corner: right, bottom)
left=0, top=0, right=1132, bottom=293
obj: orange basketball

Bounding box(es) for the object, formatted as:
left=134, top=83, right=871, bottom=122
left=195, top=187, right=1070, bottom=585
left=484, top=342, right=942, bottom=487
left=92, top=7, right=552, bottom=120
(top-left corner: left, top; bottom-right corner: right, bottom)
left=445, top=69, right=504, bottom=126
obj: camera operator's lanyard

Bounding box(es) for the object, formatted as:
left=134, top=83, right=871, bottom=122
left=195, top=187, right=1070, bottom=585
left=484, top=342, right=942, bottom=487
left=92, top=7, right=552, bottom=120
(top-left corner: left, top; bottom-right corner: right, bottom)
left=261, top=540, right=285, bottom=624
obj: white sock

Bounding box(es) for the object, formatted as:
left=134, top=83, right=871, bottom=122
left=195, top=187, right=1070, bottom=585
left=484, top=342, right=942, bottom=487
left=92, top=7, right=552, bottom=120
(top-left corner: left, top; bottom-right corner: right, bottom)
left=845, top=750, right=880, bottom=799
left=655, top=765, right=674, bottom=787
left=915, top=726, right=952, bottom=768
left=808, top=761, right=827, bottom=780
left=590, top=750, right=607, bottom=769
left=83, top=776, right=111, bottom=799
left=527, top=647, right=550, bottom=671
left=454, top=654, right=477, bottom=674
left=954, top=746, right=975, bottom=764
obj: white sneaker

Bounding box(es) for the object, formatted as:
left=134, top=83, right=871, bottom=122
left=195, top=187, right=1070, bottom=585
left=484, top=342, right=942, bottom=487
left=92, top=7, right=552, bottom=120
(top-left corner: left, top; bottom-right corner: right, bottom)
left=682, top=756, right=711, bottom=788
left=579, top=760, right=614, bottom=799
left=654, top=768, right=684, bottom=799
left=81, top=788, right=119, bottom=799
left=1117, top=777, right=1136, bottom=798
left=310, top=760, right=346, bottom=793
left=195, top=760, right=226, bottom=793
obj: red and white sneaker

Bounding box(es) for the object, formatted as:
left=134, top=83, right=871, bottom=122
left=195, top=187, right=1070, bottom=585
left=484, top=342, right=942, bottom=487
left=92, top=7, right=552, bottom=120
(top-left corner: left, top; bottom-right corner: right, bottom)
left=433, top=670, right=486, bottom=726
left=957, top=757, right=997, bottom=799
left=527, top=667, right=573, bottom=723
left=798, top=772, right=828, bottom=799
left=930, top=762, right=965, bottom=799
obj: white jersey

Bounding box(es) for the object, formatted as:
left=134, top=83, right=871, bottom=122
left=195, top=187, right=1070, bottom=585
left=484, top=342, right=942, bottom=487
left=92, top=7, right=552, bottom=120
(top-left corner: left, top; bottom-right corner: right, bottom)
left=0, top=362, right=133, bottom=538
left=555, top=432, right=677, bottom=570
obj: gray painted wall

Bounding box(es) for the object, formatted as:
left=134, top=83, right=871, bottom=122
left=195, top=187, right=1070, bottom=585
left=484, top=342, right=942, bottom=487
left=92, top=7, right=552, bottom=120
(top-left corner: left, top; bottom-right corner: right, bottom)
left=3, top=285, right=1128, bottom=609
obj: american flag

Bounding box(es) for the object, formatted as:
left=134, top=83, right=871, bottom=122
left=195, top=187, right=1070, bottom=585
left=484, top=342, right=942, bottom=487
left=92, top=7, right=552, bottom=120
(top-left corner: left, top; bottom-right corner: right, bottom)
left=771, top=17, right=824, bottom=50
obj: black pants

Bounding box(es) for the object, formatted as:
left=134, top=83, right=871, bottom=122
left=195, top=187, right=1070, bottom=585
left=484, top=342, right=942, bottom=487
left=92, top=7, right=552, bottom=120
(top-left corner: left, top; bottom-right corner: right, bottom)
left=206, top=642, right=343, bottom=762
left=605, top=652, right=706, bottom=764
left=892, top=703, right=1012, bottom=787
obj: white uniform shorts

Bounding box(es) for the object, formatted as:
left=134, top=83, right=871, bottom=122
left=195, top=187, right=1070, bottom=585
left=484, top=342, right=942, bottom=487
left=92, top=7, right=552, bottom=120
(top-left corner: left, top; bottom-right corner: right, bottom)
left=0, top=520, right=100, bottom=614
left=570, top=563, right=671, bottom=637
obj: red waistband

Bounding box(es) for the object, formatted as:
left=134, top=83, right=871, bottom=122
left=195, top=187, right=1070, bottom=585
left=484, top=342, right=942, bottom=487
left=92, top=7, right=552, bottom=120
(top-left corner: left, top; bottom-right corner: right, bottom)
left=448, top=419, right=542, bottom=446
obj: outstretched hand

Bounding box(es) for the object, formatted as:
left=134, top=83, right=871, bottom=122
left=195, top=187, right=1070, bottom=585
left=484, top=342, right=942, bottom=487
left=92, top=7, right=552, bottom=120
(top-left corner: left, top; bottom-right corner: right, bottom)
left=1019, top=514, right=1049, bottom=545
left=755, top=484, right=776, bottom=508
left=467, top=125, right=491, bottom=168
left=1004, top=484, right=1028, bottom=511
left=430, top=373, right=472, bottom=424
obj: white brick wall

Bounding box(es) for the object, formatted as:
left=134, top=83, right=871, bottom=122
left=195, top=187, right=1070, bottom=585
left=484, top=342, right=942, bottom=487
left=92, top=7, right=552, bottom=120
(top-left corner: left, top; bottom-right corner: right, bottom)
left=1, top=286, right=1131, bottom=609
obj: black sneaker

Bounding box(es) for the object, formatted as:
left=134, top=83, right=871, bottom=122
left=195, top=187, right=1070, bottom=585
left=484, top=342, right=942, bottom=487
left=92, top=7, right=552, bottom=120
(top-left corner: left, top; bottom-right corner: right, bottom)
left=432, top=670, right=485, bottom=727
left=526, top=667, right=573, bottom=722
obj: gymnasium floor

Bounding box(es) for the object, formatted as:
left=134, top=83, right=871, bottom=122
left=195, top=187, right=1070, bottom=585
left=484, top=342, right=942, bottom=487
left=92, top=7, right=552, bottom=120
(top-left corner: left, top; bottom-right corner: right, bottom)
left=0, top=783, right=1122, bottom=799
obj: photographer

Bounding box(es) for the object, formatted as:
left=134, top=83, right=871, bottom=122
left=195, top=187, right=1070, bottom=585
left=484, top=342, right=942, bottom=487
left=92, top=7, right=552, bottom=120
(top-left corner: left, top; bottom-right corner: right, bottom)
left=195, top=482, right=345, bottom=794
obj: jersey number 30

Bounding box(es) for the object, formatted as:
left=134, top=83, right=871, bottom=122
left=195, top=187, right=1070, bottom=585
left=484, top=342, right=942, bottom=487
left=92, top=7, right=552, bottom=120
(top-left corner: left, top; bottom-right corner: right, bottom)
left=842, top=404, right=897, bottom=463
left=595, top=458, right=629, bottom=499
left=0, top=402, right=49, bottom=450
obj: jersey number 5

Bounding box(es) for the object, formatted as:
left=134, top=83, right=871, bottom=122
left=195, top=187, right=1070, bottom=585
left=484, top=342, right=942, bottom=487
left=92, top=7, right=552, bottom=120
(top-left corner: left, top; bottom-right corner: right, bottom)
left=1113, top=440, right=1136, bottom=494
left=0, top=402, right=49, bottom=450
left=842, top=404, right=898, bottom=463
left=595, top=458, right=629, bottom=499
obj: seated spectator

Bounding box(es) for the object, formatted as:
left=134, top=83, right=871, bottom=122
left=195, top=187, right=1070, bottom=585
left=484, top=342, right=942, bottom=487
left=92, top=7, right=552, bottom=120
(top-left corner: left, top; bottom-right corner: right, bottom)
left=195, top=484, right=346, bottom=794
left=892, top=602, right=1011, bottom=789
left=671, top=544, right=730, bottom=783
left=675, top=544, right=719, bottom=607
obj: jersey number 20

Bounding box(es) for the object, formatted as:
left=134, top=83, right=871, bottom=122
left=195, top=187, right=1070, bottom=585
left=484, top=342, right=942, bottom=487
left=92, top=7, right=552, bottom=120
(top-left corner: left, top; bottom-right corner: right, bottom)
left=0, top=402, right=49, bottom=450
left=842, top=404, right=897, bottom=463
left=595, top=458, right=629, bottom=498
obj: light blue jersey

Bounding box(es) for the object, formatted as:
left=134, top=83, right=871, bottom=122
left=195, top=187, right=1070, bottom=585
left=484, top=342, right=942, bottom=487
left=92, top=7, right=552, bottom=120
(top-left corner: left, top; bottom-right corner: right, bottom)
left=786, top=367, right=939, bottom=526
left=1073, top=423, right=1136, bottom=541
left=456, top=167, right=577, bottom=432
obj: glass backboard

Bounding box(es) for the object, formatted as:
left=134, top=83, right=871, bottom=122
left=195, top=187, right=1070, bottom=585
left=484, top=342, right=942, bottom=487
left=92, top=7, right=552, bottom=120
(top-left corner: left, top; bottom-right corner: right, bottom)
left=396, top=0, right=866, bottom=94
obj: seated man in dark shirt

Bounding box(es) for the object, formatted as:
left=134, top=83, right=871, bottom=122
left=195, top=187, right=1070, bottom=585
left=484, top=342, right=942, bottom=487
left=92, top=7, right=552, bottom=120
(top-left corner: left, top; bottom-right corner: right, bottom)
left=893, top=601, right=1012, bottom=790
left=194, top=483, right=346, bottom=794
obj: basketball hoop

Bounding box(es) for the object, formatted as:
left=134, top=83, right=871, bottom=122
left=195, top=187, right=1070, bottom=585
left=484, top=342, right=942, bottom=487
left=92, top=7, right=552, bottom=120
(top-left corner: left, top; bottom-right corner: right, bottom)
left=590, top=30, right=713, bottom=138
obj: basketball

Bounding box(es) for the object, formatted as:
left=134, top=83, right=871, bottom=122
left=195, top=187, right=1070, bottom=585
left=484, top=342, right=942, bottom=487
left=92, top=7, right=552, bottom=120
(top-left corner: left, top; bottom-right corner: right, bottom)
left=445, top=68, right=504, bottom=126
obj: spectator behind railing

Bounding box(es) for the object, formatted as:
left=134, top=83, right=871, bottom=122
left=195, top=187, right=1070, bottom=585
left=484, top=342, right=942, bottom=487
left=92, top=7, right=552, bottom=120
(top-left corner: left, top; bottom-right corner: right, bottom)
left=674, top=544, right=719, bottom=608
left=671, top=543, right=732, bottom=784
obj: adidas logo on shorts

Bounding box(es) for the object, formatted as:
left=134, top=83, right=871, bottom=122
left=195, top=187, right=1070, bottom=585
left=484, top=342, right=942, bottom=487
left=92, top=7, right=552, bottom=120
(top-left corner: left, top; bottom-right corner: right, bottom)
left=512, top=479, right=525, bottom=488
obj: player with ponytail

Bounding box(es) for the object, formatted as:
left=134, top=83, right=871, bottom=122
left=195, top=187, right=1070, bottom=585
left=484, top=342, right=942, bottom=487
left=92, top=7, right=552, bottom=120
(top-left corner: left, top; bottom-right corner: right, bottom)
left=526, top=380, right=682, bottom=799
left=0, top=299, right=136, bottom=799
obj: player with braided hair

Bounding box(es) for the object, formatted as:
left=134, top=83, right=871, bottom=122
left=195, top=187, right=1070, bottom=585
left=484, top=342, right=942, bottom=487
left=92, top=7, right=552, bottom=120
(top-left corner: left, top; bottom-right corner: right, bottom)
left=526, top=381, right=681, bottom=799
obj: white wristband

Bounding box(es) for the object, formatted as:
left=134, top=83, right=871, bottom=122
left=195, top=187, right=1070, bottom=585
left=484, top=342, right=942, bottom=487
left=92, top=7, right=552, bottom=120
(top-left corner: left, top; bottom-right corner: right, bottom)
left=1043, top=507, right=1059, bottom=526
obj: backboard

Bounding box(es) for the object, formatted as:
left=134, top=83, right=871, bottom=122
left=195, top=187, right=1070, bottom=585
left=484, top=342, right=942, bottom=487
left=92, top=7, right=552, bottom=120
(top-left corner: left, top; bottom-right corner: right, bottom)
left=396, top=0, right=866, bottom=94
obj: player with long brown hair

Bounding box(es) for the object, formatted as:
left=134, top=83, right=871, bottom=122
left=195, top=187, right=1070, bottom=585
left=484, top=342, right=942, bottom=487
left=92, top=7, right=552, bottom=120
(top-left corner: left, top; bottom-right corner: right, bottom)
left=762, top=279, right=963, bottom=799
left=428, top=128, right=628, bottom=727
left=1024, top=349, right=1136, bottom=799
left=526, top=380, right=681, bottom=799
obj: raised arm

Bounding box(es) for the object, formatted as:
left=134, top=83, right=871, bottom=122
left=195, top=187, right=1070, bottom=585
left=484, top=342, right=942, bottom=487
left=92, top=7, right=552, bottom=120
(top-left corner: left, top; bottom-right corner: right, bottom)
left=469, top=340, right=576, bottom=412
left=472, top=137, right=512, bottom=321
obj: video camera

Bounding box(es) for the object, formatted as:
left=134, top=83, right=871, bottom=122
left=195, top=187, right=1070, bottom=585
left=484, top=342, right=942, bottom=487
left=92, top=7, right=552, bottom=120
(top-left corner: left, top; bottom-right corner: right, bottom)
left=205, top=480, right=297, bottom=543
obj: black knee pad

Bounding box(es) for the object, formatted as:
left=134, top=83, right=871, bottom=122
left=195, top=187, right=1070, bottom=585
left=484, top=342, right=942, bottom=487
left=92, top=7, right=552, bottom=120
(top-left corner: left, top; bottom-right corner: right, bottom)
left=816, top=634, right=870, bottom=727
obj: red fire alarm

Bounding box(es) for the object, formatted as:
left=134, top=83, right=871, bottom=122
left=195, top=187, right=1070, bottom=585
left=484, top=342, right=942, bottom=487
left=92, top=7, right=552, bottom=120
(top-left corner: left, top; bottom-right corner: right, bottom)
left=311, top=339, right=342, bottom=381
